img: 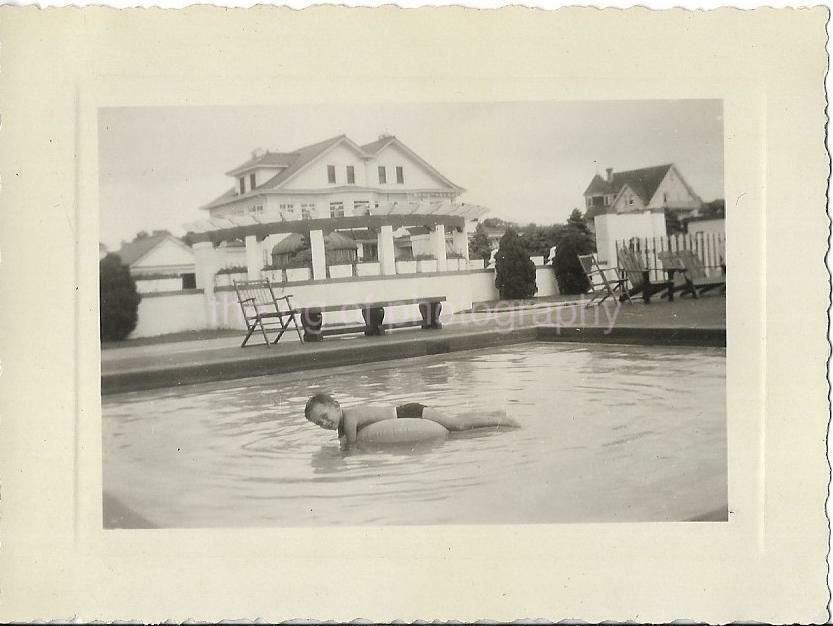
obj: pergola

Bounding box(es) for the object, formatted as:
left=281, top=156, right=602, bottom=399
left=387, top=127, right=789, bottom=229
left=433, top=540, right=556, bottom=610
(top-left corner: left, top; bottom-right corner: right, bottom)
left=184, top=200, right=489, bottom=288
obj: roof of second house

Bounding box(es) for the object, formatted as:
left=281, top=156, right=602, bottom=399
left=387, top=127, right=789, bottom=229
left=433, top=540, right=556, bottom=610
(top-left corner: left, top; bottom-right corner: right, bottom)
left=583, top=164, right=674, bottom=205
left=115, top=232, right=174, bottom=267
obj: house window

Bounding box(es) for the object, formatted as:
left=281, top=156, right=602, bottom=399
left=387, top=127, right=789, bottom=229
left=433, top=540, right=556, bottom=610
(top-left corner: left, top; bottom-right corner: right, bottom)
left=378, top=166, right=387, bottom=184
left=663, top=192, right=669, bottom=203
left=353, top=200, right=370, bottom=215
left=250, top=204, right=264, bottom=214
left=329, top=201, right=345, bottom=218
left=279, top=203, right=296, bottom=218
left=346, top=166, right=355, bottom=184
left=239, top=177, right=246, bottom=194
left=250, top=173, right=257, bottom=191
left=327, top=165, right=336, bottom=184
left=627, top=194, right=634, bottom=206
left=300, top=202, right=315, bottom=219
left=396, top=166, right=404, bottom=184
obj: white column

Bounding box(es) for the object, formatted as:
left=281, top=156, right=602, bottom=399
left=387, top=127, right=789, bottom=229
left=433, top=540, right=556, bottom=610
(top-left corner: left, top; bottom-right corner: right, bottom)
left=430, top=223, right=448, bottom=271
left=193, top=241, right=217, bottom=291
left=452, top=221, right=470, bottom=260
left=378, top=224, right=396, bottom=275
left=245, top=235, right=261, bottom=280
left=193, top=240, right=219, bottom=329
left=310, top=229, right=326, bottom=280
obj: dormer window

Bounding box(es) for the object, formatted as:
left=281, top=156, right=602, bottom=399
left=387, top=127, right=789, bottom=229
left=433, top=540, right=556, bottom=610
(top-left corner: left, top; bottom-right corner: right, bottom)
left=239, top=176, right=245, bottom=195
left=250, top=173, right=256, bottom=191
left=346, top=166, right=355, bottom=185
left=327, top=165, right=336, bottom=184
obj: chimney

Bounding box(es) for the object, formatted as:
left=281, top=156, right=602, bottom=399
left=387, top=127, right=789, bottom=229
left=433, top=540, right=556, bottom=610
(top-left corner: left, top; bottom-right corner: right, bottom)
left=251, top=147, right=266, bottom=159
left=605, top=168, right=614, bottom=183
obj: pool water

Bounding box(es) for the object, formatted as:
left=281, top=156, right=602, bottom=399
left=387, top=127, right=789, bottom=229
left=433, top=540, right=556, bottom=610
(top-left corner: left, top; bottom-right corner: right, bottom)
left=102, top=342, right=727, bottom=527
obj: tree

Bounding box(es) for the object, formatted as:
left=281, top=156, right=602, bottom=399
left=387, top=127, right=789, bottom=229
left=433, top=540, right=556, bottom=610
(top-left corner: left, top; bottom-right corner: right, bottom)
left=468, top=222, right=493, bottom=265
left=99, top=253, right=142, bottom=341
left=520, top=224, right=565, bottom=261
left=494, top=228, right=537, bottom=300
left=552, top=209, right=596, bottom=295
left=566, top=208, right=590, bottom=233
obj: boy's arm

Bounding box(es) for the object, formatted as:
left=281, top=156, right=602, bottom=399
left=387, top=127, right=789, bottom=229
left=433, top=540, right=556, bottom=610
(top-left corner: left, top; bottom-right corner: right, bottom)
left=341, top=413, right=359, bottom=444
left=341, top=406, right=397, bottom=444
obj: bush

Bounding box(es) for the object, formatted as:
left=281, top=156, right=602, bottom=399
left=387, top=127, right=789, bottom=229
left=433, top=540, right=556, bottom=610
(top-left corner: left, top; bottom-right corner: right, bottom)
left=215, top=265, right=247, bottom=275
left=100, top=253, right=142, bottom=341
left=468, top=222, right=493, bottom=264
left=494, top=228, right=537, bottom=300
left=414, top=253, right=436, bottom=261
left=285, top=248, right=313, bottom=269
left=553, top=230, right=596, bottom=295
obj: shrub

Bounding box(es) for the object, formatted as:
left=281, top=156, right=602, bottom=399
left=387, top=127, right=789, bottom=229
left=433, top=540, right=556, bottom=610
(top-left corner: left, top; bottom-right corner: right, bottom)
left=215, top=265, right=247, bottom=275
left=468, top=222, right=493, bottom=265
left=494, top=228, right=537, bottom=300
left=447, top=251, right=465, bottom=259
left=100, top=253, right=142, bottom=341
left=414, top=253, right=436, bottom=261
left=553, top=230, right=596, bottom=295
left=285, top=248, right=313, bottom=269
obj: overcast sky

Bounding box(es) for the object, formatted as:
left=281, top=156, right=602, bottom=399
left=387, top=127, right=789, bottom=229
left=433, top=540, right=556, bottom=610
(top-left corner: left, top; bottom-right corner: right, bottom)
left=99, top=100, right=723, bottom=250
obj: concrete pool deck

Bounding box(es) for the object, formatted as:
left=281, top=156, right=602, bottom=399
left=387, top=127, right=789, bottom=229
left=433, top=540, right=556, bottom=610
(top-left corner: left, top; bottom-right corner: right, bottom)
left=101, top=295, right=726, bottom=395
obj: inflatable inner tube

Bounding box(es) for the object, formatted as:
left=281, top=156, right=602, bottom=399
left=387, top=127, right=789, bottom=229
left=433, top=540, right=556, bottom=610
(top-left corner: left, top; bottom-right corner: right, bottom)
left=355, top=418, right=449, bottom=446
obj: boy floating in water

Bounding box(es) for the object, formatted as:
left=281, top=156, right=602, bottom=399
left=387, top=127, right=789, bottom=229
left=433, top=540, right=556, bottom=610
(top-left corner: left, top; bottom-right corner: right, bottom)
left=304, top=393, right=520, bottom=446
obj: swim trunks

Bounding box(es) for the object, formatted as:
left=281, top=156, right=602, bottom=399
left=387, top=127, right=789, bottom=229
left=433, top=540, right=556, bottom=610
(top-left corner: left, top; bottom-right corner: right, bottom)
left=395, top=402, right=428, bottom=419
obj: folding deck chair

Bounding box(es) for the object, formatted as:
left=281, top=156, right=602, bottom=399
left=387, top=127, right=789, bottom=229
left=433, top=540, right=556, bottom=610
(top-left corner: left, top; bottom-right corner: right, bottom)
left=658, top=250, right=726, bottom=298
left=617, top=248, right=675, bottom=304
left=577, top=254, right=632, bottom=307
left=233, top=279, right=304, bottom=348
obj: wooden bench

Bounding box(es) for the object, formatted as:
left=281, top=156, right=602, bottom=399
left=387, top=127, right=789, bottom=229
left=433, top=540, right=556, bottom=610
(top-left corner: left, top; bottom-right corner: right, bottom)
left=298, top=296, right=446, bottom=342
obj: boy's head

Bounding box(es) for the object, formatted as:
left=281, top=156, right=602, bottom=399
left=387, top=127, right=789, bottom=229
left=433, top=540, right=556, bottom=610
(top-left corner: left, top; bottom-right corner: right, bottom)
left=305, top=393, right=342, bottom=431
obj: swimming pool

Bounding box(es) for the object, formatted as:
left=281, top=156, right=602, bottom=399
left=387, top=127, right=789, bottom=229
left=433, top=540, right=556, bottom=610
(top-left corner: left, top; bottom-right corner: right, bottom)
left=102, top=342, right=727, bottom=527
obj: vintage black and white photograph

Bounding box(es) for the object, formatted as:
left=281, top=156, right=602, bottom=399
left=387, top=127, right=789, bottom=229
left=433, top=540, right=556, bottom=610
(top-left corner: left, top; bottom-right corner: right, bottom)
left=99, top=100, right=726, bottom=529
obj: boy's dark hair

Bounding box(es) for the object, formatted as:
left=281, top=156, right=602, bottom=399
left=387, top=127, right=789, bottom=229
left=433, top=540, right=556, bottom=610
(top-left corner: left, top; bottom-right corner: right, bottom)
left=304, top=393, right=339, bottom=419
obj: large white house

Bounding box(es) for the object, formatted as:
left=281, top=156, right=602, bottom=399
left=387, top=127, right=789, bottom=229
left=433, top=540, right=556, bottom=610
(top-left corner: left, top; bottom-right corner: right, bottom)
left=201, top=134, right=465, bottom=222
left=583, top=163, right=704, bottom=264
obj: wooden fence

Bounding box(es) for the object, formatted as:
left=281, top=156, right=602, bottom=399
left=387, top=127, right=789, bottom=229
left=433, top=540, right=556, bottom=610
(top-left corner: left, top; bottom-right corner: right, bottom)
left=615, top=232, right=726, bottom=281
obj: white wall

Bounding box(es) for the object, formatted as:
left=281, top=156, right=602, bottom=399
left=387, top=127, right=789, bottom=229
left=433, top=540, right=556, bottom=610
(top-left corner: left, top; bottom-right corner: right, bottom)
left=130, top=263, right=559, bottom=338
left=285, top=142, right=368, bottom=189
left=132, top=291, right=207, bottom=338
left=688, top=218, right=725, bottom=235
left=372, top=142, right=453, bottom=191
left=594, top=211, right=667, bottom=265
left=612, top=184, right=647, bottom=213
left=135, top=277, right=183, bottom=294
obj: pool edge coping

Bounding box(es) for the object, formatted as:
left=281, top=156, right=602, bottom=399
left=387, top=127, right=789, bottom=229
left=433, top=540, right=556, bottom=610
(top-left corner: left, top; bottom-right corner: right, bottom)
left=100, top=325, right=725, bottom=396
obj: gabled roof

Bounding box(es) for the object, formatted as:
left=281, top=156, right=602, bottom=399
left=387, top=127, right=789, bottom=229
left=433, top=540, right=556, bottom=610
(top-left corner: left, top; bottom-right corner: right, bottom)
left=225, top=152, right=297, bottom=176
left=583, top=174, right=615, bottom=196
left=202, top=134, right=464, bottom=211
left=360, top=135, right=396, bottom=154
left=115, top=232, right=185, bottom=267
left=584, top=164, right=674, bottom=206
